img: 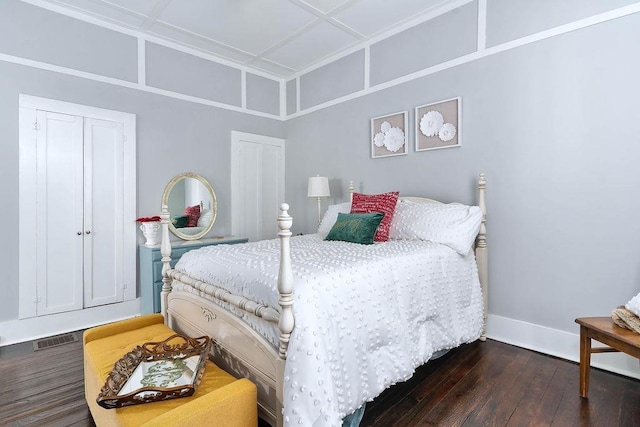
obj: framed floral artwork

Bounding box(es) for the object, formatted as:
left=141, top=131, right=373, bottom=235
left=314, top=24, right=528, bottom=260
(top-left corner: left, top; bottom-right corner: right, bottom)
left=371, top=111, right=408, bottom=158
left=415, top=97, right=461, bottom=151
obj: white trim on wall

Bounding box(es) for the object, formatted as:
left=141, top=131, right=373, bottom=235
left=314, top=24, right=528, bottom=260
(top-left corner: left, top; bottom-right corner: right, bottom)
left=138, top=37, right=146, bottom=85
left=0, top=51, right=281, bottom=120
left=487, top=314, right=640, bottom=381
left=8, top=1, right=640, bottom=122
left=241, top=70, right=247, bottom=109
left=296, top=76, right=301, bottom=113
left=0, top=300, right=140, bottom=346
left=6, top=0, right=283, bottom=120
left=363, top=46, right=370, bottom=89
left=287, top=0, right=475, bottom=82
left=19, top=0, right=280, bottom=81
left=477, top=0, right=487, bottom=51
left=279, top=79, right=286, bottom=117
left=286, top=2, right=640, bottom=119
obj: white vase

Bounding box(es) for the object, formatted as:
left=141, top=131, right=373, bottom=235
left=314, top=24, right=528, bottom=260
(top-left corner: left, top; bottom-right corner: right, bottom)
left=140, top=221, right=161, bottom=246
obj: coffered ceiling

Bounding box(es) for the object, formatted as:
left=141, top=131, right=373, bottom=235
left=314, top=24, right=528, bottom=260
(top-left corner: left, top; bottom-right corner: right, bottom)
left=40, top=0, right=462, bottom=78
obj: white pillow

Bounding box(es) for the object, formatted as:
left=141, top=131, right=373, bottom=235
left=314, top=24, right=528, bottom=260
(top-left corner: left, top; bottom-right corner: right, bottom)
left=389, top=199, right=483, bottom=255
left=317, top=202, right=351, bottom=236
left=197, top=209, right=214, bottom=227
left=626, top=292, right=640, bottom=318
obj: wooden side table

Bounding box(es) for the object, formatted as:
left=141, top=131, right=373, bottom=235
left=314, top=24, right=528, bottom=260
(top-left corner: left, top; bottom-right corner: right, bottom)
left=575, top=316, right=640, bottom=397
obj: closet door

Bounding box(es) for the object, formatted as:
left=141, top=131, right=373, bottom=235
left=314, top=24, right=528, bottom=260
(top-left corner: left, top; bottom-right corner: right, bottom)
left=19, top=95, right=136, bottom=321
left=259, top=143, right=284, bottom=239
left=231, top=132, right=285, bottom=242
left=83, top=118, right=124, bottom=307
left=35, top=111, right=84, bottom=315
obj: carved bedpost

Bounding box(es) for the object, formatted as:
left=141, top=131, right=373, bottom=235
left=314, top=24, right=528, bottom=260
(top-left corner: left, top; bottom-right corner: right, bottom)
left=476, top=174, right=488, bottom=341
left=277, top=203, right=295, bottom=360
left=160, top=204, right=172, bottom=322
left=349, top=181, right=354, bottom=203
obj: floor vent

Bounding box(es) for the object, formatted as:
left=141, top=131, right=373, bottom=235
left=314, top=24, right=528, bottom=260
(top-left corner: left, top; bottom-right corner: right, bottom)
left=33, top=332, right=79, bottom=351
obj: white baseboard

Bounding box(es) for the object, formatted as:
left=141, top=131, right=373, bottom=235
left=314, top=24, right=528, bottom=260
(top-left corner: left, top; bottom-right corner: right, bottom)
left=487, top=313, right=640, bottom=380
left=2, top=307, right=638, bottom=381
left=0, top=299, right=142, bottom=347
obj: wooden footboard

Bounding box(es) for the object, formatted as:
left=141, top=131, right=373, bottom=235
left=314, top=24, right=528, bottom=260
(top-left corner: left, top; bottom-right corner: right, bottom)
left=165, top=291, right=283, bottom=426
left=159, top=203, right=295, bottom=426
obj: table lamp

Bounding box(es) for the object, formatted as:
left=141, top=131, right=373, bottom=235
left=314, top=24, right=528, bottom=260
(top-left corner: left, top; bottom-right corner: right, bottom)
left=307, top=175, right=330, bottom=227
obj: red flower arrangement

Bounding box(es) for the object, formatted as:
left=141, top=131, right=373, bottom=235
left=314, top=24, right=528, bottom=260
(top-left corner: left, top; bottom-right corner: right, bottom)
left=136, top=216, right=161, bottom=222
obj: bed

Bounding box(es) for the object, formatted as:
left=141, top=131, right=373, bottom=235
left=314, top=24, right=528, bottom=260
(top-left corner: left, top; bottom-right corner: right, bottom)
left=158, top=174, right=488, bottom=427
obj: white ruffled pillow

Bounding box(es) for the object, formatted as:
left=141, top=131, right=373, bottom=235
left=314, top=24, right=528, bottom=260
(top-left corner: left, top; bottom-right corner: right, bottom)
left=626, top=292, right=640, bottom=318
left=197, top=209, right=214, bottom=227
left=389, top=199, right=483, bottom=255
left=317, top=202, right=351, bottom=236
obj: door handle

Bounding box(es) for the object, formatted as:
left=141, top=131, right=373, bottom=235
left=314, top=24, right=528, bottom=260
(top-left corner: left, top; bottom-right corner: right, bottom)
left=85, top=230, right=91, bottom=234
left=77, top=231, right=82, bottom=235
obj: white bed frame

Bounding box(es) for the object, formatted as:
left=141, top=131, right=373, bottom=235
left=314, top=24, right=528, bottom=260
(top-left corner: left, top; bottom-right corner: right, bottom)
left=159, top=174, right=488, bottom=426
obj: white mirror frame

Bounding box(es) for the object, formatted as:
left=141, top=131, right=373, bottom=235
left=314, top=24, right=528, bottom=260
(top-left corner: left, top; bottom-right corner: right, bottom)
left=161, top=172, right=218, bottom=241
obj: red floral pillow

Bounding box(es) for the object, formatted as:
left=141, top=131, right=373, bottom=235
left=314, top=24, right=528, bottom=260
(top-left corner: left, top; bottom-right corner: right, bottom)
left=350, top=191, right=399, bottom=242
left=183, top=204, right=201, bottom=227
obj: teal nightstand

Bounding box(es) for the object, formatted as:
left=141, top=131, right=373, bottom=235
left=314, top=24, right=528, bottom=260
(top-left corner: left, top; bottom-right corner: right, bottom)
left=138, top=237, right=248, bottom=314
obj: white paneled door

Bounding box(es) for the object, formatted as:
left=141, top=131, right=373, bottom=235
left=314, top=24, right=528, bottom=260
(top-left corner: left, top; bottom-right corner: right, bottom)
left=19, top=95, right=136, bottom=320
left=231, top=131, right=285, bottom=242
left=82, top=118, right=125, bottom=308
left=35, top=112, right=124, bottom=315
left=35, top=111, right=85, bottom=315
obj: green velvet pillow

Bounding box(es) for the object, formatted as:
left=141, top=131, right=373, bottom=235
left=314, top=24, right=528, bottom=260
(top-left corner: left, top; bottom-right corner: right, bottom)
left=324, top=212, right=385, bottom=245
left=172, top=215, right=189, bottom=228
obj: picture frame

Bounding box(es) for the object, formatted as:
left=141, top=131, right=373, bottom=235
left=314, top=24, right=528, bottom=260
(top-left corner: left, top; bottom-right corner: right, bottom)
left=415, top=97, right=461, bottom=151
left=370, top=111, right=408, bottom=158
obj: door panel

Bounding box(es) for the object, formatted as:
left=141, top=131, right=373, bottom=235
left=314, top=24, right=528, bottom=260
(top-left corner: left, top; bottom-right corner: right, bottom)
left=239, top=141, right=261, bottom=241
left=84, top=118, right=124, bottom=307
left=260, top=144, right=283, bottom=240
left=36, top=111, right=84, bottom=315
left=231, top=132, right=285, bottom=242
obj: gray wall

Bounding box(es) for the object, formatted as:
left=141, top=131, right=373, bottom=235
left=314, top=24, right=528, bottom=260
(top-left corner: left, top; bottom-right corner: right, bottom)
left=370, top=1, right=478, bottom=86
left=0, top=0, right=138, bottom=82
left=246, top=73, right=280, bottom=115
left=486, top=0, right=638, bottom=47
left=4, top=0, right=640, bottom=349
left=286, top=79, right=297, bottom=115
left=146, top=42, right=242, bottom=106
left=285, top=12, right=640, bottom=336
left=300, top=50, right=365, bottom=109
left=0, top=1, right=284, bottom=323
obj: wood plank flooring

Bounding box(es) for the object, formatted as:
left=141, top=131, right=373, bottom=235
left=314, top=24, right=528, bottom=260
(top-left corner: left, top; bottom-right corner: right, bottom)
left=1, top=336, right=638, bottom=426
left=0, top=337, right=94, bottom=426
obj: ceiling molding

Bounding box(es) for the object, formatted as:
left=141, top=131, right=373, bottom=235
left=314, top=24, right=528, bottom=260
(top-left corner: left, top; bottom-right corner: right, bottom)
left=139, top=0, right=171, bottom=31
left=27, top=0, right=476, bottom=79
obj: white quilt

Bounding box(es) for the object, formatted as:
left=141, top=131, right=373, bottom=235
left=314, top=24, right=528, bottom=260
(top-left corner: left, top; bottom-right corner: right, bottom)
left=174, top=234, right=483, bottom=426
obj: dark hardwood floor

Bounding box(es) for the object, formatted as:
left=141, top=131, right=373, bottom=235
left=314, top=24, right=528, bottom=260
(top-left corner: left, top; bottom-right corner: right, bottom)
left=1, top=335, right=639, bottom=426
left=0, top=336, right=94, bottom=426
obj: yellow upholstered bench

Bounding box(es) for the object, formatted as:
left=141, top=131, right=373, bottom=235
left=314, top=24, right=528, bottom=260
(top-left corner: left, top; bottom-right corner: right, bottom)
left=83, top=314, right=257, bottom=427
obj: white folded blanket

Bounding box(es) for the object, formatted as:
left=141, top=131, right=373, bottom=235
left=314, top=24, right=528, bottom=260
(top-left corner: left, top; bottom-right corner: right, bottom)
left=625, top=292, right=640, bottom=317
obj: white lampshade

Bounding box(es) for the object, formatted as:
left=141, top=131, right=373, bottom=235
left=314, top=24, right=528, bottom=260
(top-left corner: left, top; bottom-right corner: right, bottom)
left=307, top=176, right=330, bottom=198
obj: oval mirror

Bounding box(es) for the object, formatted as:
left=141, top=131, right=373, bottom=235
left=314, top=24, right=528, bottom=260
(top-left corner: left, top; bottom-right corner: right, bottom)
left=161, top=173, right=218, bottom=240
